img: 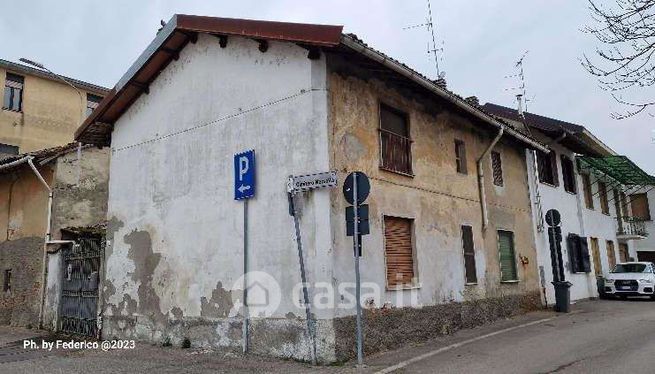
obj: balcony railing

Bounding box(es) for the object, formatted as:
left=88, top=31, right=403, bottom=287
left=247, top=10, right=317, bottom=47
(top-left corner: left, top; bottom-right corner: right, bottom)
left=379, top=129, right=413, bottom=176
left=616, top=216, right=649, bottom=238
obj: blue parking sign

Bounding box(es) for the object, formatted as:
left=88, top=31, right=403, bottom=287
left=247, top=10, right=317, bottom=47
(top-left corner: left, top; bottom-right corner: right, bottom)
left=234, top=150, right=255, bottom=200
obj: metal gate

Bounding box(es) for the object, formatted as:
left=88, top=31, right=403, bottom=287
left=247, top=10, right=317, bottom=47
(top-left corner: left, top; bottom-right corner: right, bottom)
left=59, top=237, right=103, bottom=337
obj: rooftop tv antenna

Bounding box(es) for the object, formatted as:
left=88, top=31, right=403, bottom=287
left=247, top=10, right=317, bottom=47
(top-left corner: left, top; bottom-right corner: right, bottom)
left=403, top=0, right=445, bottom=79
left=504, top=51, right=533, bottom=114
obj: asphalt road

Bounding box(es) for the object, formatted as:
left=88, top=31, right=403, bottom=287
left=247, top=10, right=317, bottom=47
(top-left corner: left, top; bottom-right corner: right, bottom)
left=1, top=299, right=654, bottom=373
left=369, top=298, right=655, bottom=373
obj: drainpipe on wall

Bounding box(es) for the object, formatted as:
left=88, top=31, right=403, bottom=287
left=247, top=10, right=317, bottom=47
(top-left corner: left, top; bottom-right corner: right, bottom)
left=25, top=157, right=55, bottom=329
left=477, top=127, right=504, bottom=230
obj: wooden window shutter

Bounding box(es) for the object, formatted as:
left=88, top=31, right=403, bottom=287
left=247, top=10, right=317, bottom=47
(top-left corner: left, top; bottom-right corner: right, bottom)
left=491, top=151, right=503, bottom=186
left=582, top=174, right=594, bottom=209
left=498, top=231, right=518, bottom=281
left=567, top=233, right=581, bottom=273
left=606, top=241, right=616, bottom=269
left=454, top=139, right=467, bottom=174
left=550, top=151, right=559, bottom=186
left=579, top=237, right=591, bottom=273
left=461, top=225, right=477, bottom=284
left=384, top=217, right=414, bottom=287
left=631, top=193, right=651, bottom=220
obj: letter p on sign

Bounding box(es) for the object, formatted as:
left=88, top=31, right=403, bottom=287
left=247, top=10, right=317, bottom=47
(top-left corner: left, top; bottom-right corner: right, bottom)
left=234, top=150, right=256, bottom=200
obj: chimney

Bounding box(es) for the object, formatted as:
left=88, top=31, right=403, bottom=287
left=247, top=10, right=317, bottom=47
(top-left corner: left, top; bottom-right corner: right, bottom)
left=465, top=96, right=479, bottom=106
left=516, top=94, right=524, bottom=118
left=434, top=77, right=447, bottom=89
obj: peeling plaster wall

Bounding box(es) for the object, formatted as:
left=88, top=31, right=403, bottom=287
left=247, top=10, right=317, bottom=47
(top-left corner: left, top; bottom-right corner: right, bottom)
left=42, top=146, right=110, bottom=330
left=50, top=147, right=110, bottom=237
left=326, top=57, right=540, bottom=322
left=0, top=165, right=53, bottom=327
left=104, top=35, right=335, bottom=362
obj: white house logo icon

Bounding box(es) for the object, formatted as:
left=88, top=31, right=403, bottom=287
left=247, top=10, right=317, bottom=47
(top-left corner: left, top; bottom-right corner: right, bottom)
left=231, top=271, right=281, bottom=318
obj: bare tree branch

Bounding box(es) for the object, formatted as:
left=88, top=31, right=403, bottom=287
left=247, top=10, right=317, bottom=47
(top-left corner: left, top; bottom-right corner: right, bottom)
left=584, top=0, right=655, bottom=118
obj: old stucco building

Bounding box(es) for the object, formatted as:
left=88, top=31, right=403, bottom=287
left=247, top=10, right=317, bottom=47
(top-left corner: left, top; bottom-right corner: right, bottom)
left=76, top=16, right=550, bottom=362
left=1, top=59, right=108, bottom=154
left=0, top=144, right=109, bottom=328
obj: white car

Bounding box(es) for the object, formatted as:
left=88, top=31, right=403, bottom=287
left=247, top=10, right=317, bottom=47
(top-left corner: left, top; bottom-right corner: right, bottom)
left=604, top=262, right=655, bottom=299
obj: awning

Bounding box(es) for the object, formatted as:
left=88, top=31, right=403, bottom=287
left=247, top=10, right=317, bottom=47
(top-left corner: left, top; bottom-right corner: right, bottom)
left=577, top=156, right=655, bottom=186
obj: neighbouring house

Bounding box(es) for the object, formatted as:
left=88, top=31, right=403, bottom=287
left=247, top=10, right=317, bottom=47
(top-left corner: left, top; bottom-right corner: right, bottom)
left=0, top=143, right=109, bottom=329
left=483, top=103, right=654, bottom=304
left=75, top=15, right=550, bottom=363
left=1, top=59, right=109, bottom=154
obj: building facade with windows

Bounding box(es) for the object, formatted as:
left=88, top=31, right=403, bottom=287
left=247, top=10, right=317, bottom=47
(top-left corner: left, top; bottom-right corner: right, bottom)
left=76, top=16, right=548, bottom=363
left=483, top=103, right=653, bottom=304
left=0, top=59, right=108, bottom=154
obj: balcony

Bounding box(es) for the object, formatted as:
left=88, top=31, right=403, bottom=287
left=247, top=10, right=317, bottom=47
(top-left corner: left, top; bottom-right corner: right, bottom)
left=379, top=129, right=413, bottom=176
left=616, top=216, right=649, bottom=240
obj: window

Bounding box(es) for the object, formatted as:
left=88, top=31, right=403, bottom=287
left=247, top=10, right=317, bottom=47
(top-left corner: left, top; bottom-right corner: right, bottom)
left=0, top=143, right=18, bottom=155
left=461, top=225, right=477, bottom=284
left=619, top=243, right=629, bottom=263
left=606, top=240, right=616, bottom=269
left=384, top=216, right=415, bottom=287
left=536, top=150, right=558, bottom=186
left=491, top=151, right=503, bottom=186
left=560, top=155, right=577, bottom=194
left=631, top=193, right=651, bottom=220
left=379, top=104, right=412, bottom=175
left=3, top=73, right=24, bottom=112
left=598, top=181, right=609, bottom=215
left=567, top=234, right=591, bottom=273
left=454, top=139, right=467, bottom=174
left=86, top=94, right=102, bottom=117
left=3, top=269, right=10, bottom=292
left=582, top=174, right=594, bottom=209
left=590, top=237, right=601, bottom=275
left=497, top=230, right=518, bottom=282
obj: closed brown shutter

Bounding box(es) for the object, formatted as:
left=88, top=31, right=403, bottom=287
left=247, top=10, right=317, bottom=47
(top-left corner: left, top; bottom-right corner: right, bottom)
left=631, top=193, right=651, bottom=220
left=462, top=225, right=477, bottom=283
left=582, top=174, right=594, bottom=209
left=606, top=240, right=616, bottom=269
left=384, top=216, right=414, bottom=287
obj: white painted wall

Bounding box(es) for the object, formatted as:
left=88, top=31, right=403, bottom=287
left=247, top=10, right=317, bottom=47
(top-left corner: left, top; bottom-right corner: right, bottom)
left=527, top=141, right=627, bottom=304
left=106, top=33, right=334, bottom=329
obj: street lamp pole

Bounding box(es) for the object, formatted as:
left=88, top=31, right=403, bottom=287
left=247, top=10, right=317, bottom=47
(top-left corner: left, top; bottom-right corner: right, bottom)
left=19, top=58, right=85, bottom=122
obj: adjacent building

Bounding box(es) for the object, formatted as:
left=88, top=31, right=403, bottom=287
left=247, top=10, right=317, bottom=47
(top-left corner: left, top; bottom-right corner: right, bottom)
left=1, top=59, right=108, bottom=154
left=76, top=15, right=552, bottom=362
left=483, top=103, right=654, bottom=304
left=0, top=144, right=109, bottom=328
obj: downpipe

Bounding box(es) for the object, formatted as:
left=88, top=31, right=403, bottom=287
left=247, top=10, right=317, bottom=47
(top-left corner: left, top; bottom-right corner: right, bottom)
left=25, top=157, right=55, bottom=329
left=477, top=127, right=504, bottom=230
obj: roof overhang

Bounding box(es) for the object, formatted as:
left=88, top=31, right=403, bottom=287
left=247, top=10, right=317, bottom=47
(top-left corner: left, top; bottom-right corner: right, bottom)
left=75, top=15, right=343, bottom=145
left=75, top=15, right=548, bottom=152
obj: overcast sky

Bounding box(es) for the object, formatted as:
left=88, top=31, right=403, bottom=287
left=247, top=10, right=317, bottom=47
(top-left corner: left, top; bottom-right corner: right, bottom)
left=2, top=0, right=653, bottom=173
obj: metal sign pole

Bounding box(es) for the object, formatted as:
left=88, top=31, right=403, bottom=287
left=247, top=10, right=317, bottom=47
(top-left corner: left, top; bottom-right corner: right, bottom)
left=289, top=192, right=317, bottom=365
left=242, top=199, right=249, bottom=354
left=353, top=172, right=364, bottom=366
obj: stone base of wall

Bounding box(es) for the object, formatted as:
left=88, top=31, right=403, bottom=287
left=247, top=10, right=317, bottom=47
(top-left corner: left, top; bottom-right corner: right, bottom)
left=332, top=291, right=542, bottom=362
left=101, top=315, right=337, bottom=363
left=0, top=237, right=44, bottom=327
left=101, top=292, right=541, bottom=364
